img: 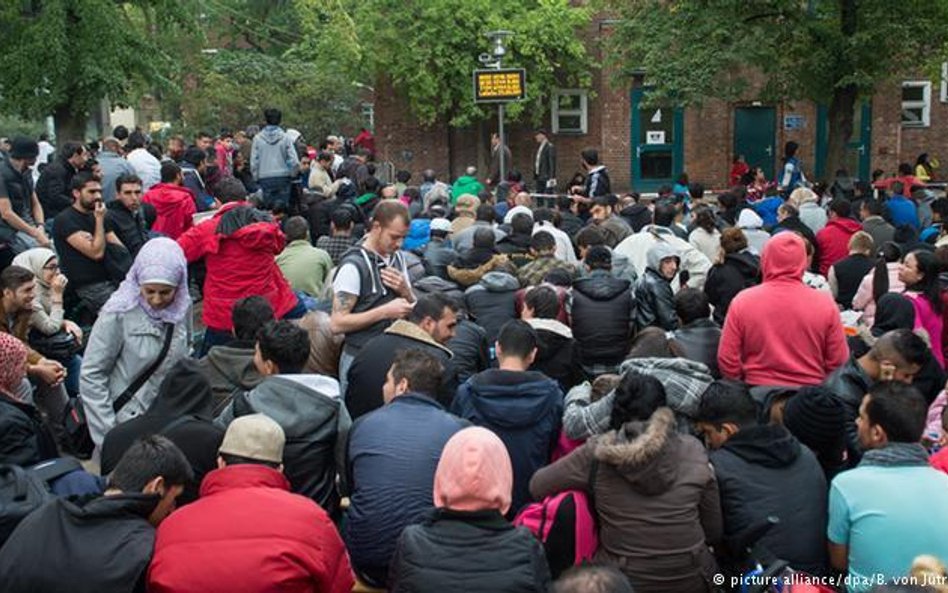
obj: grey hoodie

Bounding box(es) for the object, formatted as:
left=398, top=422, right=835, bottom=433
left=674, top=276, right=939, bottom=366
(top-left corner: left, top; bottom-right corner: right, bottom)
left=250, top=125, right=300, bottom=180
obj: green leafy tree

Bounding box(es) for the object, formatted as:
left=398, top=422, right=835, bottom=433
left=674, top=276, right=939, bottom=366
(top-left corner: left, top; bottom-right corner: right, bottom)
left=0, top=0, right=195, bottom=140
left=355, top=0, right=594, bottom=127
left=602, top=0, right=948, bottom=176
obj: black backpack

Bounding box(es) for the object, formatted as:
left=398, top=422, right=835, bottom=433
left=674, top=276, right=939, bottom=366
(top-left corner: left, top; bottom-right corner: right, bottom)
left=0, top=465, right=52, bottom=547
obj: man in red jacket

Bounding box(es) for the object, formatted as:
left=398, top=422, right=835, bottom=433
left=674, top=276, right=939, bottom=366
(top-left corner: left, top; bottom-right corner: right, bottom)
left=142, top=162, right=197, bottom=240
left=718, top=232, right=848, bottom=388
left=148, top=413, right=354, bottom=593
left=177, top=177, right=303, bottom=356
left=815, top=199, right=863, bottom=276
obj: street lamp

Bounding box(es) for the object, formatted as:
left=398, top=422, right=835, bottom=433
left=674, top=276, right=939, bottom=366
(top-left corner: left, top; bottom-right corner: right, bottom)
left=479, top=31, right=513, bottom=182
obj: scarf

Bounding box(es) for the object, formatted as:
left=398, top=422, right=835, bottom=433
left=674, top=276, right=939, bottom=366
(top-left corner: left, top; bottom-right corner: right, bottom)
left=100, top=237, right=191, bottom=325
left=859, top=442, right=930, bottom=468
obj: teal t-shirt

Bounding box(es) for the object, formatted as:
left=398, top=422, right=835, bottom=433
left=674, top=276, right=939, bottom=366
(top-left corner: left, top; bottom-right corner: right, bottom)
left=828, top=464, right=948, bottom=592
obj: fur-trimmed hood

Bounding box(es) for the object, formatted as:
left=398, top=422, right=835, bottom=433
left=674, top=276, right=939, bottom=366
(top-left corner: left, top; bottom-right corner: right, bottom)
left=384, top=319, right=453, bottom=357
left=593, top=407, right=679, bottom=495
left=447, top=254, right=514, bottom=288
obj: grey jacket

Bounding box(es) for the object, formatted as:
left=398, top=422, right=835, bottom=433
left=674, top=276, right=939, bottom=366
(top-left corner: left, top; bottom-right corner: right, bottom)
left=79, top=307, right=192, bottom=446
left=250, top=125, right=299, bottom=180
left=97, top=150, right=136, bottom=204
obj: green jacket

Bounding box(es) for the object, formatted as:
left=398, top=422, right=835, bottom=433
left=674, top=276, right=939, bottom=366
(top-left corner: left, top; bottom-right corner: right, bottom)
left=451, top=176, right=485, bottom=203
left=275, top=240, right=333, bottom=297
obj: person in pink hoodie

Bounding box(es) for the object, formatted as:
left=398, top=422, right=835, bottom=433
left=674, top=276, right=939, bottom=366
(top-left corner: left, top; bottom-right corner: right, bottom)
left=816, top=198, right=864, bottom=276
left=719, top=232, right=849, bottom=387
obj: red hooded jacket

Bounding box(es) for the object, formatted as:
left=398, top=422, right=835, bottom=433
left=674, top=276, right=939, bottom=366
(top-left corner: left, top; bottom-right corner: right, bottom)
left=718, top=232, right=848, bottom=387
left=148, top=465, right=354, bottom=593
left=142, top=182, right=197, bottom=240
left=815, top=216, right=863, bottom=276
left=178, top=202, right=297, bottom=331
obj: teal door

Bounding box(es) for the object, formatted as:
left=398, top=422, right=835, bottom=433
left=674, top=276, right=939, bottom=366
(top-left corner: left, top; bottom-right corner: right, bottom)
left=631, top=88, right=684, bottom=192
left=734, top=107, right=776, bottom=178
left=815, top=102, right=872, bottom=181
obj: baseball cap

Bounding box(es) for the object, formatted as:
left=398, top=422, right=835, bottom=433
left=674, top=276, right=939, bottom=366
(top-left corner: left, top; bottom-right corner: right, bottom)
left=430, top=218, right=451, bottom=233
left=219, top=414, right=285, bottom=464
left=9, top=136, right=39, bottom=160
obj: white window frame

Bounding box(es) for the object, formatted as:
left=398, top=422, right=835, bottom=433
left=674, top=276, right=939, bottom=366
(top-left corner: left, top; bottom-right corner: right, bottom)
left=940, top=62, right=948, bottom=103
left=901, top=80, right=931, bottom=127
left=551, top=89, right=588, bottom=134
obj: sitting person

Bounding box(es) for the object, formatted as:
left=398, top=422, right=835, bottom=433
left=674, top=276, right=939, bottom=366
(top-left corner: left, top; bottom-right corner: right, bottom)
left=101, top=359, right=225, bottom=505
left=828, top=231, right=875, bottom=310
left=521, top=285, right=584, bottom=392
left=344, top=349, right=467, bottom=587
left=0, top=332, right=57, bottom=466
left=422, top=217, right=458, bottom=280
left=275, top=215, right=333, bottom=298
left=389, top=427, right=551, bottom=593
left=828, top=382, right=948, bottom=590
left=0, top=435, right=191, bottom=593
left=216, top=320, right=350, bottom=513
left=464, top=262, right=521, bottom=345
left=198, top=295, right=271, bottom=411
left=315, top=206, right=358, bottom=266
left=105, top=174, right=151, bottom=258
left=147, top=414, right=354, bottom=593
left=530, top=371, right=722, bottom=593
left=452, top=320, right=564, bottom=514
left=695, top=381, right=827, bottom=577
left=517, top=231, right=575, bottom=288
left=670, top=288, right=722, bottom=378
left=634, top=242, right=680, bottom=331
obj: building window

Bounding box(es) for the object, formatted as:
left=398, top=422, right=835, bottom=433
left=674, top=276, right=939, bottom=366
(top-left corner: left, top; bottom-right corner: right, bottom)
left=941, top=63, right=948, bottom=103
left=552, top=90, right=587, bottom=134
left=361, top=103, right=375, bottom=130
left=901, top=81, right=931, bottom=127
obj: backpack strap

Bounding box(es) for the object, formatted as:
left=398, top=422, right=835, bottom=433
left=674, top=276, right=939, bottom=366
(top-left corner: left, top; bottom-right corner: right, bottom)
left=112, top=323, right=175, bottom=415
left=29, top=457, right=82, bottom=484
left=587, top=454, right=600, bottom=514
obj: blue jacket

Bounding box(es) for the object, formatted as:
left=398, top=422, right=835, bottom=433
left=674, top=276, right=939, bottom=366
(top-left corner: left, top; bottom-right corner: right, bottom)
left=451, top=369, right=564, bottom=514
left=885, top=195, right=919, bottom=229
left=344, top=393, right=467, bottom=572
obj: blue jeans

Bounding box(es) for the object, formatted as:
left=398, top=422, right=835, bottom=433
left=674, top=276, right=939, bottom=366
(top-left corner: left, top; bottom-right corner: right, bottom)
left=257, top=176, right=292, bottom=211
left=198, top=327, right=233, bottom=358
left=64, top=354, right=81, bottom=398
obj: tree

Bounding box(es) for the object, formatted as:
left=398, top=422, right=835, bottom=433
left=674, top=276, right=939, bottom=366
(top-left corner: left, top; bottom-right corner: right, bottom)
left=602, top=0, right=948, bottom=176
left=355, top=0, right=594, bottom=127
left=0, top=1, right=195, bottom=141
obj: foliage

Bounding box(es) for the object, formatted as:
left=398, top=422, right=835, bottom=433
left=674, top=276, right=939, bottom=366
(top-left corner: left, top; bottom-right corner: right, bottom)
left=0, top=0, right=196, bottom=136
left=355, top=0, right=594, bottom=127
left=0, top=115, right=47, bottom=139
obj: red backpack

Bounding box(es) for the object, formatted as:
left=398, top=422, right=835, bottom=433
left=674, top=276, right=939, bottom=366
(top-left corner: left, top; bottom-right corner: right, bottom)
left=514, top=458, right=599, bottom=578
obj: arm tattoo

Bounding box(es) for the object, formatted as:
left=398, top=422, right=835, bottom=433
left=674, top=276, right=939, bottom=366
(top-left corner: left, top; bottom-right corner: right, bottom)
left=333, top=292, right=357, bottom=315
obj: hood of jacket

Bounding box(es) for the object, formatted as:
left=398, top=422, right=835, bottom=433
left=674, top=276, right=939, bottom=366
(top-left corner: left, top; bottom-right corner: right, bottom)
left=199, top=464, right=291, bottom=498
left=761, top=232, right=806, bottom=282
left=258, top=125, right=286, bottom=145
left=593, top=407, right=680, bottom=495
left=413, top=275, right=463, bottom=296
left=63, top=492, right=161, bottom=522
left=384, top=319, right=453, bottom=356
left=719, top=424, right=801, bottom=468
left=146, top=182, right=195, bottom=205
left=737, top=208, right=764, bottom=230
left=826, top=217, right=863, bottom=234
left=247, top=375, right=340, bottom=436
left=466, top=369, right=561, bottom=429
left=574, top=270, right=631, bottom=300
left=646, top=241, right=680, bottom=272
left=526, top=317, right=572, bottom=339
left=479, top=270, right=520, bottom=292
left=448, top=253, right=512, bottom=287
left=619, top=203, right=653, bottom=232
left=724, top=250, right=761, bottom=278
left=147, top=359, right=214, bottom=418
left=205, top=342, right=262, bottom=389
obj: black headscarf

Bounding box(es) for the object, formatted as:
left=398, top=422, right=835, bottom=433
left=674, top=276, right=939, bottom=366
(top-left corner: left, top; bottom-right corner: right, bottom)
left=871, top=293, right=916, bottom=337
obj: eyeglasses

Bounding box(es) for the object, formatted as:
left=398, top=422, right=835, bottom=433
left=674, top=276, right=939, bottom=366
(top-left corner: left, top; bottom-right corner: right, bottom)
left=43, top=263, right=60, bottom=271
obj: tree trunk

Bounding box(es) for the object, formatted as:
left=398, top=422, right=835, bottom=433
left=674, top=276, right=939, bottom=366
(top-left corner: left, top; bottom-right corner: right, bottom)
left=53, top=105, right=87, bottom=143
left=825, top=83, right=857, bottom=178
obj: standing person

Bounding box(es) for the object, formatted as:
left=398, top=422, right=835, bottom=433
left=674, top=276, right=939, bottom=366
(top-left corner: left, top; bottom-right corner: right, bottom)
left=389, top=427, right=552, bottom=593
left=275, top=216, right=333, bottom=298
left=0, top=435, right=192, bottom=593
left=80, top=238, right=192, bottom=447
left=530, top=372, right=722, bottom=593
left=35, top=141, right=88, bottom=219
left=718, top=232, right=848, bottom=387
left=125, top=131, right=161, bottom=191
left=571, top=148, right=610, bottom=198
left=344, top=349, right=467, bottom=587
left=177, top=177, right=300, bottom=356
left=251, top=107, right=300, bottom=211
left=488, top=133, right=513, bottom=188
left=451, top=320, right=563, bottom=514
left=534, top=129, right=556, bottom=192
left=816, top=199, right=863, bottom=276
left=778, top=141, right=807, bottom=193
left=142, top=162, right=196, bottom=240
left=0, top=136, right=49, bottom=253
left=147, top=414, right=354, bottom=593
left=828, top=383, right=948, bottom=591
left=828, top=231, right=876, bottom=310
left=330, top=201, right=415, bottom=393
left=53, top=172, right=127, bottom=314
left=106, top=174, right=150, bottom=258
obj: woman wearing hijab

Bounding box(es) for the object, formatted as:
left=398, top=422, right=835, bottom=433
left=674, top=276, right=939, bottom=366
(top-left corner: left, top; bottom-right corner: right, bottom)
left=80, top=237, right=192, bottom=448
left=0, top=332, right=58, bottom=466
left=389, top=427, right=551, bottom=593
left=12, top=247, right=84, bottom=396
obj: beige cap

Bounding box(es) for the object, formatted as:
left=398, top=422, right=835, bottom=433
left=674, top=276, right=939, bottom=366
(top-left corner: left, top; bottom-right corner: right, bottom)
left=219, top=414, right=285, bottom=464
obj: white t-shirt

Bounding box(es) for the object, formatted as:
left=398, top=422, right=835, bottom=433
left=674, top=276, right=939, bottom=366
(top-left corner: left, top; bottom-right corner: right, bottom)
left=332, top=251, right=412, bottom=298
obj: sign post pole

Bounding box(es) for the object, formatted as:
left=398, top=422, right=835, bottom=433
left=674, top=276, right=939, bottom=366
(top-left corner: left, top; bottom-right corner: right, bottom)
left=475, top=31, right=520, bottom=188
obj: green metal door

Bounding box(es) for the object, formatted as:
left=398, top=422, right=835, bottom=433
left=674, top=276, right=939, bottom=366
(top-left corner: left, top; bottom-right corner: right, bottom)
left=631, top=88, right=684, bottom=192
left=815, top=102, right=872, bottom=181
left=734, top=107, right=776, bottom=178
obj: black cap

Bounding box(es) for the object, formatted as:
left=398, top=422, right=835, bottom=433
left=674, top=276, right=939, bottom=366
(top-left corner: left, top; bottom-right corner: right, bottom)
left=9, top=136, right=39, bottom=160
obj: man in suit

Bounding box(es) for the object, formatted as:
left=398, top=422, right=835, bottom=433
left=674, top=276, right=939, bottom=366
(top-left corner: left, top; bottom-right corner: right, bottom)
left=533, top=129, right=556, bottom=193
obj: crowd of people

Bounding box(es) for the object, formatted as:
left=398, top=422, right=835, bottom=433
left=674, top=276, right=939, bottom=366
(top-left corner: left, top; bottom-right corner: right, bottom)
left=0, top=116, right=947, bottom=593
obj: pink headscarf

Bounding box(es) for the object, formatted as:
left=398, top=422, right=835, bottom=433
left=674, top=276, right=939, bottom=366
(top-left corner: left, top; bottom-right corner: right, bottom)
left=433, top=427, right=513, bottom=515
left=0, top=333, right=28, bottom=399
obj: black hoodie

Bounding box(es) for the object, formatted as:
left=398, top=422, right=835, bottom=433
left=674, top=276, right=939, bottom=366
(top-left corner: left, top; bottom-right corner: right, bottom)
left=704, top=250, right=760, bottom=325
left=709, top=424, right=828, bottom=576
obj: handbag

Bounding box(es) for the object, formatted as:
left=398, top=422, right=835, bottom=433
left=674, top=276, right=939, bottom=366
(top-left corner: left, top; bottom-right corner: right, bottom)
left=27, top=329, right=81, bottom=363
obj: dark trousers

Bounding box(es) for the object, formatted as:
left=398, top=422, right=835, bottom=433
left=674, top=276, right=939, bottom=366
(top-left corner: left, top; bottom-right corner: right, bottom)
left=258, top=176, right=292, bottom=210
